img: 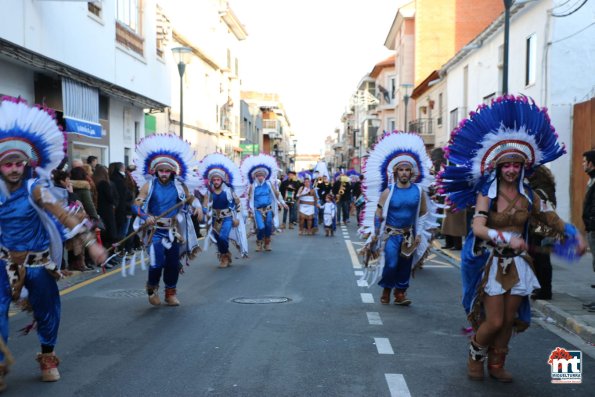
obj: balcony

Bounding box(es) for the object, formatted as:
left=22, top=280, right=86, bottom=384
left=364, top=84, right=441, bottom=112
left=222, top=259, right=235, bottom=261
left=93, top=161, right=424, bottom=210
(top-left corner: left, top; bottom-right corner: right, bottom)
left=408, top=118, right=436, bottom=146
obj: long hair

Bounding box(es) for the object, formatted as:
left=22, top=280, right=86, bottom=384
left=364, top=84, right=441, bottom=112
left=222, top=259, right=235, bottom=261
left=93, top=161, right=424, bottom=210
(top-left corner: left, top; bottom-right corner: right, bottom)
left=528, top=165, right=557, bottom=207
left=93, top=164, right=110, bottom=185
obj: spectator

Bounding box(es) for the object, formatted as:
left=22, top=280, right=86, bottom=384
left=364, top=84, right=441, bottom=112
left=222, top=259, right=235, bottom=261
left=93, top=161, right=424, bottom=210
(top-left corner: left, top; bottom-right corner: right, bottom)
left=582, top=150, right=595, bottom=309
left=527, top=165, right=557, bottom=300
left=82, top=164, right=98, bottom=207
left=72, top=158, right=84, bottom=168
left=87, top=155, right=98, bottom=172
left=70, top=167, right=99, bottom=223
left=53, top=169, right=88, bottom=271
left=110, top=162, right=133, bottom=243
left=279, top=171, right=301, bottom=229
left=93, top=164, right=119, bottom=267
left=333, top=174, right=352, bottom=224
left=441, top=207, right=467, bottom=250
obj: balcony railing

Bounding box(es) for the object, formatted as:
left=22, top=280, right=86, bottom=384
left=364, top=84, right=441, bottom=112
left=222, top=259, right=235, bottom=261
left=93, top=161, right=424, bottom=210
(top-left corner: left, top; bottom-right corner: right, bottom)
left=408, top=118, right=434, bottom=135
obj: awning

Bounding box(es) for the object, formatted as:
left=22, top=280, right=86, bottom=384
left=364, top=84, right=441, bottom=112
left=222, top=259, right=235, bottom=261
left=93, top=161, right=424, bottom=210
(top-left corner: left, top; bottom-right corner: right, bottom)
left=62, top=78, right=102, bottom=139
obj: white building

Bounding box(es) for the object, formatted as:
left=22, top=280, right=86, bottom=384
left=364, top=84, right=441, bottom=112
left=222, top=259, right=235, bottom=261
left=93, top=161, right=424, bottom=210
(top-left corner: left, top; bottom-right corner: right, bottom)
left=158, top=0, right=247, bottom=163
left=0, top=0, right=169, bottom=165
left=441, top=0, right=595, bottom=221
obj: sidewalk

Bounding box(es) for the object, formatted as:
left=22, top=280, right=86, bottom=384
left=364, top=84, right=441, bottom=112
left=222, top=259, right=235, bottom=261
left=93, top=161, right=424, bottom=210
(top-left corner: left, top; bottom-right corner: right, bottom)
left=432, top=239, right=595, bottom=345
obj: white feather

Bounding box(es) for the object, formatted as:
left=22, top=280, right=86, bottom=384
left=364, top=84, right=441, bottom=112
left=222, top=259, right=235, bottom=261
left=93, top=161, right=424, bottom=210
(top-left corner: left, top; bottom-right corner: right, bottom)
left=240, top=154, right=280, bottom=182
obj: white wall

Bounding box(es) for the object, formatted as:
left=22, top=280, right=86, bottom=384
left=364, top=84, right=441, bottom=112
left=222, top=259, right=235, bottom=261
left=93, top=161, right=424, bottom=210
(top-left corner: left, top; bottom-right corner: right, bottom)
left=0, top=0, right=169, bottom=105
left=108, top=100, right=145, bottom=164
left=0, top=62, right=34, bottom=101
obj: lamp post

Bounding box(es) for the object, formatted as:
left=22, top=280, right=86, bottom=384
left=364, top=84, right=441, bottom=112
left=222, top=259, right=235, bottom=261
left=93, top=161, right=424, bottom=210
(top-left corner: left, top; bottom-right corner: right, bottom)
left=171, top=46, right=192, bottom=139
left=401, top=83, right=413, bottom=131
left=502, top=0, right=513, bottom=94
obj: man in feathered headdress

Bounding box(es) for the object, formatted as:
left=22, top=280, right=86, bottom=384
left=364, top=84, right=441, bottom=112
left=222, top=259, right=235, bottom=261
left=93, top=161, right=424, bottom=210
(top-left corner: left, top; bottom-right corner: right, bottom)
left=360, top=132, right=440, bottom=307
left=439, top=95, right=586, bottom=382
left=131, top=134, right=203, bottom=307
left=198, top=153, right=248, bottom=268
left=0, top=98, right=107, bottom=386
left=241, top=154, right=287, bottom=252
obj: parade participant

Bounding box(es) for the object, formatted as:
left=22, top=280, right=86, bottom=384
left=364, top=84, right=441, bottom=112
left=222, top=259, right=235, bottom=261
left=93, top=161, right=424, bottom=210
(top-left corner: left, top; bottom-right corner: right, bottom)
left=0, top=98, right=107, bottom=386
left=439, top=95, right=585, bottom=382
left=297, top=177, right=319, bottom=235
left=359, top=132, right=439, bottom=306
left=197, top=153, right=248, bottom=268
left=242, top=154, right=287, bottom=251
left=279, top=171, right=300, bottom=229
left=131, top=134, right=202, bottom=307
left=322, top=193, right=336, bottom=237
left=333, top=171, right=352, bottom=224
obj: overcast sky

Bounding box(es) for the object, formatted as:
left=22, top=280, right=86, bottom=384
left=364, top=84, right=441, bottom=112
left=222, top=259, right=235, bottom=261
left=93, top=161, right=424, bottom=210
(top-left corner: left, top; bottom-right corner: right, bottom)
left=231, top=0, right=406, bottom=154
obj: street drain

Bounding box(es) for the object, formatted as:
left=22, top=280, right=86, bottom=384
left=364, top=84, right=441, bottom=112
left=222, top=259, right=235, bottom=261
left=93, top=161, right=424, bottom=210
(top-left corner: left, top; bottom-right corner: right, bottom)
left=104, top=289, right=147, bottom=298
left=231, top=297, right=291, bottom=304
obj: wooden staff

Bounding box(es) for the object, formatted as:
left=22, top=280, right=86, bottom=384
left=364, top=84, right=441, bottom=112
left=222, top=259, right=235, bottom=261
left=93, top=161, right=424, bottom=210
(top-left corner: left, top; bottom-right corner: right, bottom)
left=106, top=197, right=194, bottom=255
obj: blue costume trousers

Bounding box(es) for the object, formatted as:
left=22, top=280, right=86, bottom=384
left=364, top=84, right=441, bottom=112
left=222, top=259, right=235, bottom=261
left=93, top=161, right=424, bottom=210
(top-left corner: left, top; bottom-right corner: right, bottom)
left=254, top=209, right=273, bottom=240
left=26, top=267, right=61, bottom=348
left=0, top=266, right=11, bottom=363
left=378, top=235, right=414, bottom=290
left=148, top=238, right=181, bottom=289
left=215, top=217, right=232, bottom=254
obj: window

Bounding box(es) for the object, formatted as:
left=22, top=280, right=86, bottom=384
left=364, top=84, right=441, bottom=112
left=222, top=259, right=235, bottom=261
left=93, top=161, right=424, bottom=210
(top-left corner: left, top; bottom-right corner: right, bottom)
left=390, top=76, right=396, bottom=101
left=388, top=118, right=396, bottom=132
left=88, top=1, right=102, bottom=18
left=437, top=93, right=443, bottom=126
left=117, top=0, right=140, bottom=33
left=525, top=34, right=537, bottom=86
left=450, top=108, right=459, bottom=131
left=116, top=0, right=144, bottom=55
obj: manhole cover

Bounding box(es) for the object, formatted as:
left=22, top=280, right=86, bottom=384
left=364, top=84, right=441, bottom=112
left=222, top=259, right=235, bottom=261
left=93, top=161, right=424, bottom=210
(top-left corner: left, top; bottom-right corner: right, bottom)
left=231, top=297, right=291, bottom=304
left=104, top=289, right=147, bottom=298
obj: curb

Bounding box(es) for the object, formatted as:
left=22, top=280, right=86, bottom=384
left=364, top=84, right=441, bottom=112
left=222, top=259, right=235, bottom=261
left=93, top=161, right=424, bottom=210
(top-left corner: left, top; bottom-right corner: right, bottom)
left=531, top=298, right=595, bottom=345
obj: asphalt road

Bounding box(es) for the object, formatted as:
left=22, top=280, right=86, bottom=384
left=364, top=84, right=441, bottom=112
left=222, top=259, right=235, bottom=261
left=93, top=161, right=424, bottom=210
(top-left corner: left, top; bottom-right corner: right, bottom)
left=3, top=222, right=594, bottom=396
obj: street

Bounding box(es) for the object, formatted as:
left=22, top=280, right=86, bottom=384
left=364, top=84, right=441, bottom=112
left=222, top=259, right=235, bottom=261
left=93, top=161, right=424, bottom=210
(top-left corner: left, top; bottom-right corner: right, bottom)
left=4, top=222, right=594, bottom=397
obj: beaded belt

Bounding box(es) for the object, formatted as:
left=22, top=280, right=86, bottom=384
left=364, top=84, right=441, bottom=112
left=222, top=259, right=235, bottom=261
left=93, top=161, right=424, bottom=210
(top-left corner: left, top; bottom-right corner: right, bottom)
left=256, top=205, right=273, bottom=215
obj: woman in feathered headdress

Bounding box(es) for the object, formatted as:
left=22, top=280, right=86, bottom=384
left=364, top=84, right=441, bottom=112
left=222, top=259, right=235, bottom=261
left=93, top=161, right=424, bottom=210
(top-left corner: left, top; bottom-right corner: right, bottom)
left=0, top=97, right=107, bottom=385
left=198, top=153, right=248, bottom=267
left=241, top=154, right=287, bottom=252
left=359, top=131, right=440, bottom=307
left=130, top=134, right=203, bottom=307
left=438, top=95, right=586, bottom=382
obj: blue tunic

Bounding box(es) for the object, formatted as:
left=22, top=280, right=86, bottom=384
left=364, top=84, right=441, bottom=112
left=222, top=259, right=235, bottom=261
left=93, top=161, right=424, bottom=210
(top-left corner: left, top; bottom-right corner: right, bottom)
left=254, top=183, right=272, bottom=208
left=212, top=191, right=230, bottom=210
left=148, top=180, right=180, bottom=218
left=0, top=181, right=50, bottom=251
left=379, top=184, right=420, bottom=291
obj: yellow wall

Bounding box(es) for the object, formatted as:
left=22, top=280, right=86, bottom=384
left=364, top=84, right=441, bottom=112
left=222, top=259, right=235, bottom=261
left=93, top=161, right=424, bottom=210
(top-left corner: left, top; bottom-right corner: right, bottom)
left=414, top=0, right=456, bottom=86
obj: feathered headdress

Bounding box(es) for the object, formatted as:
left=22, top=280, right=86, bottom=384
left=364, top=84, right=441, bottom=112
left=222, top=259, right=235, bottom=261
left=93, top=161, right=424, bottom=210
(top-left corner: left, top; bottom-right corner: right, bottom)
left=240, top=154, right=279, bottom=184
left=298, top=170, right=312, bottom=181
left=132, top=133, right=199, bottom=191
left=313, top=161, right=330, bottom=179
left=197, top=153, right=246, bottom=197
left=0, top=97, right=65, bottom=180
left=438, top=95, right=565, bottom=210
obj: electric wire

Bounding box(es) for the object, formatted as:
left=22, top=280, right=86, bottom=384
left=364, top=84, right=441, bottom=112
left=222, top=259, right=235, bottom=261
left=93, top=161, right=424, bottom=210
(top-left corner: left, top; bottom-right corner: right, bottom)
left=552, top=0, right=589, bottom=17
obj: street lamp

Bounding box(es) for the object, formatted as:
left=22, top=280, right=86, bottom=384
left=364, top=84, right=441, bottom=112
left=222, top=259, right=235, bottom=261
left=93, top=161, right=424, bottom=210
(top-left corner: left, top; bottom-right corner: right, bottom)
left=502, top=0, right=513, bottom=94
left=401, top=83, right=413, bottom=131
left=171, top=46, right=193, bottom=139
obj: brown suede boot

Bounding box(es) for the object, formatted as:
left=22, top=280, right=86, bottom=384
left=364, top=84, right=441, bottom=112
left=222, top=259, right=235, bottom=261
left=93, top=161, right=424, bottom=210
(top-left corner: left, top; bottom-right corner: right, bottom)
left=280, top=223, right=286, bottom=229
left=164, top=288, right=180, bottom=306
left=288, top=223, right=294, bottom=229
left=264, top=237, right=272, bottom=251
left=256, top=240, right=263, bottom=252
left=488, top=347, right=513, bottom=382
left=467, top=337, right=488, bottom=380
left=394, top=289, right=412, bottom=306
left=147, top=286, right=160, bottom=306
left=218, top=253, right=231, bottom=268
left=380, top=288, right=391, bottom=304
left=0, top=363, right=8, bottom=392
left=36, top=353, right=60, bottom=382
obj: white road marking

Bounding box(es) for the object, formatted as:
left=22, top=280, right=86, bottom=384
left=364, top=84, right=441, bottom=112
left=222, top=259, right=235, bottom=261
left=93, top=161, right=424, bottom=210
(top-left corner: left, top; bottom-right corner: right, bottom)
left=354, top=270, right=364, bottom=276
left=367, top=312, right=383, bottom=325
left=385, top=374, right=411, bottom=397
left=361, top=293, right=374, bottom=303
left=351, top=241, right=365, bottom=246
left=427, top=253, right=436, bottom=260
left=374, top=338, right=394, bottom=355
left=345, top=239, right=362, bottom=268
left=357, top=279, right=369, bottom=287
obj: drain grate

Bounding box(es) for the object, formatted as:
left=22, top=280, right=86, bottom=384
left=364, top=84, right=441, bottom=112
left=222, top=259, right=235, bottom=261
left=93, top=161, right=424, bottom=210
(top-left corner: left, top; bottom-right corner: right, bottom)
left=104, top=289, right=147, bottom=298
left=231, top=297, right=291, bottom=304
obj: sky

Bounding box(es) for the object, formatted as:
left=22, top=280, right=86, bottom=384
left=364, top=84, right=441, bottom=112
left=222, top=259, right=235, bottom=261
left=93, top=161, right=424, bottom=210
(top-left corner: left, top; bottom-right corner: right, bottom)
left=230, top=0, right=407, bottom=155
